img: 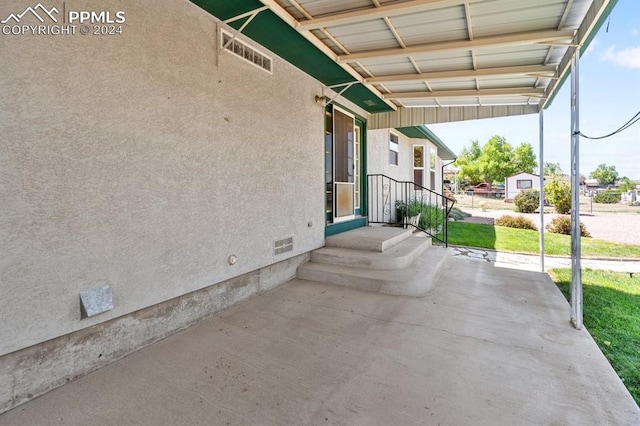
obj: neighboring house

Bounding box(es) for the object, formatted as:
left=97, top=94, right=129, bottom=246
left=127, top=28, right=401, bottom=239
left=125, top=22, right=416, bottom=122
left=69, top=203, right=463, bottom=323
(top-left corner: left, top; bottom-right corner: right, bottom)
left=505, top=172, right=542, bottom=200
left=621, top=190, right=640, bottom=206
left=0, top=0, right=614, bottom=415
left=366, top=126, right=456, bottom=227
left=584, top=178, right=600, bottom=196
left=367, top=126, right=456, bottom=192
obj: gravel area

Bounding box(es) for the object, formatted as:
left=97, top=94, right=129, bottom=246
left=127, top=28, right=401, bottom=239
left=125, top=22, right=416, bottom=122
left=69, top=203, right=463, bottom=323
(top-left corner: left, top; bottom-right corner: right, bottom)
left=461, top=209, right=640, bottom=246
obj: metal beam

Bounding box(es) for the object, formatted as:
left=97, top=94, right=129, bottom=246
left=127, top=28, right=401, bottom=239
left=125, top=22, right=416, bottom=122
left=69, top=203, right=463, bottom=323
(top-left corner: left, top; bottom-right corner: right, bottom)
left=539, top=109, right=545, bottom=272
left=296, top=0, right=473, bottom=31
left=338, top=29, right=575, bottom=63
left=364, top=65, right=556, bottom=84
left=224, top=6, right=269, bottom=24
left=369, top=104, right=539, bottom=129
left=570, top=49, right=583, bottom=330
left=382, top=87, right=545, bottom=99
left=258, top=0, right=397, bottom=111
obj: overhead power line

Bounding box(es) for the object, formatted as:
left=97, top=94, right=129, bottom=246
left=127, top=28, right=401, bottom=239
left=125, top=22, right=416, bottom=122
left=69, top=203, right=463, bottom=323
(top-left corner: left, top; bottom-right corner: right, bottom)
left=577, top=109, right=640, bottom=140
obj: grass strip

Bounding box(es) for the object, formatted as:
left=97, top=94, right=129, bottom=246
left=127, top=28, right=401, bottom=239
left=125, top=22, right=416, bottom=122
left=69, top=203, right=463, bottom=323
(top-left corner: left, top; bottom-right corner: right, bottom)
left=447, top=222, right=640, bottom=258
left=549, top=269, right=640, bottom=406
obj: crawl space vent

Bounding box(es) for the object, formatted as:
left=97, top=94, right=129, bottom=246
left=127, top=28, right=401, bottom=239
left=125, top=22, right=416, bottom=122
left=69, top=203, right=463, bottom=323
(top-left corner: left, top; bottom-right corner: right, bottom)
left=221, top=30, right=272, bottom=73
left=274, top=237, right=293, bottom=255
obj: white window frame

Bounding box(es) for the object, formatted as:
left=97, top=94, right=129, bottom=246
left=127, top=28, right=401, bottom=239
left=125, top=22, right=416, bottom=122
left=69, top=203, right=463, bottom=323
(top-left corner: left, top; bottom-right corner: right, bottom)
left=389, top=132, right=399, bottom=166
left=517, top=179, right=533, bottom=189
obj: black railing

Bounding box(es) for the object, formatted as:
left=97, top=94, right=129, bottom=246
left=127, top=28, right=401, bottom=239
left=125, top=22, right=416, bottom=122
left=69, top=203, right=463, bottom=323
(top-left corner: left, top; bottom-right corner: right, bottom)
left=367, top=174, right=456, bottom=246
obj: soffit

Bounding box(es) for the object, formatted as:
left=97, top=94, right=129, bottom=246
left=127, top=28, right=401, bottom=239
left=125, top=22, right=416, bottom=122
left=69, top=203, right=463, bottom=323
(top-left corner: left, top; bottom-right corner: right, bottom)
left=192, top=0, right=616, bottom=114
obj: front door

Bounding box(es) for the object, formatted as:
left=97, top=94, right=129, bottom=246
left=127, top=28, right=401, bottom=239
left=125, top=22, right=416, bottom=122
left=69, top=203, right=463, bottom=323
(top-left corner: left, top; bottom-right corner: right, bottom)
left=325, top=106, right=356, bottom=223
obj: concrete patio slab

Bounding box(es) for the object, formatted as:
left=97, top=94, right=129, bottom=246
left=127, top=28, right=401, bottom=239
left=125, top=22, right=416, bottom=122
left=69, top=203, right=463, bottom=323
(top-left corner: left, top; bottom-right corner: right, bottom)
left=1, top=256, right=638, bottom=425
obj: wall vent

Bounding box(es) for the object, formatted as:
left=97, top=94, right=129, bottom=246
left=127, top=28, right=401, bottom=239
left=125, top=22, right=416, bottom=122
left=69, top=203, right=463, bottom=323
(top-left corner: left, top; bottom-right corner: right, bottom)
left=221, top=30, right=272, bottom=73
left=274, top=237, right=293, bottom=255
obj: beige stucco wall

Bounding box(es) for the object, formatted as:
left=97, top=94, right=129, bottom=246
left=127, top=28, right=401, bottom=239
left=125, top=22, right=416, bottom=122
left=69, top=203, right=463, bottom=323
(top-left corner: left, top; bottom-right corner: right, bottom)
left=0, top=0, right=325, bottom=357
left=367, top=129, right=439, bottom=189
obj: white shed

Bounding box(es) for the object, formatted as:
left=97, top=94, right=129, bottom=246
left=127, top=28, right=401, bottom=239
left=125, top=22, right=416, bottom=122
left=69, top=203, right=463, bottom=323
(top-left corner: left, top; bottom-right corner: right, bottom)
left=505, top=172, right=541, bottom=200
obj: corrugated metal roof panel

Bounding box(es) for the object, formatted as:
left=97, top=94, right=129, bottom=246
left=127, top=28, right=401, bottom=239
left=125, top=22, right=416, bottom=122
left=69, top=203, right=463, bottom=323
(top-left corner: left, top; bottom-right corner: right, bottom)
left=478, top=96, right=541, bottom=106
left=479, top=76, right=539, bottom=89
left=428, top=80, right=478, bottom=91
left=471, top=0, right=565, bottom=37
left=391, top=8, right=468, bottom=45
left=401, top=98, right=441, bottom=107
left=325, top=20, right=398, bottom=52
left=475, top=45, right=550, bottom=68
left=289, top=0, right=373, bottom=18
left=382, top=82, right=430, bottom=92
left=414, top=54, right=474, bottom=72
left=357, top=58, right=417, bottom=76
left=560, top=0, right=593, bottom=29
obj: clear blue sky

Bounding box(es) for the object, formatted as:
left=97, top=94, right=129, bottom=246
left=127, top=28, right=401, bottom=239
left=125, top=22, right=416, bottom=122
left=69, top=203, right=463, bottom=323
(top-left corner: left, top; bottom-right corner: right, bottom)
left=430, top=0, right=640, bottom=180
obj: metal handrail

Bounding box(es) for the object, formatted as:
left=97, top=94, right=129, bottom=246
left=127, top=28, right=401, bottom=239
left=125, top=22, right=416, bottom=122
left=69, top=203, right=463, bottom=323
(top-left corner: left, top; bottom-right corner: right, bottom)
left=367, top=174, right=456, bottom=246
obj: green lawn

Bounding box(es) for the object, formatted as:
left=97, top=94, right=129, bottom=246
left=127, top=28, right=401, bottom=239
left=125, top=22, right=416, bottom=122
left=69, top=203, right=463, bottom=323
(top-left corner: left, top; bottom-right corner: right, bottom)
left=549, top=269, right=640, bottom=405
left=447, top=222, right=640, bottom=258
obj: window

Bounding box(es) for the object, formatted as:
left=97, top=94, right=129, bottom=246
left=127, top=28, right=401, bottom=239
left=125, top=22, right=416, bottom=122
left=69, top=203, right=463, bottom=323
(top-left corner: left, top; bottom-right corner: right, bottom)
left=413, top=145, right=424, bottom=188
left=517, top=179, right=533, bottom=189
left=413, top=145, right=424, bottom=168
left=389, top=133, right=399, bottom=166
left=429, top=148, right=436, bottom=190
left=429, top=148, right=436, bottom=171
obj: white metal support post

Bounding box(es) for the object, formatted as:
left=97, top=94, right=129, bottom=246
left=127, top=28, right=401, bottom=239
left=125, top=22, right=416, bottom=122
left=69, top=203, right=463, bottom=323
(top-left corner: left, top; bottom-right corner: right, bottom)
left=570, top=49, right=583, bottom=330
left=538, top=109, right=545, bottom=272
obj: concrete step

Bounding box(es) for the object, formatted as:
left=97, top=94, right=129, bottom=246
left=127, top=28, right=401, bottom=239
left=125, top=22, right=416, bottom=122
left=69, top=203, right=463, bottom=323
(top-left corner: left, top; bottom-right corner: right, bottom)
left=311, top=236, right=431, bottom=270
left=325, top=226, right=413, bottom=252
left=298, top=246, right=451, bottom=297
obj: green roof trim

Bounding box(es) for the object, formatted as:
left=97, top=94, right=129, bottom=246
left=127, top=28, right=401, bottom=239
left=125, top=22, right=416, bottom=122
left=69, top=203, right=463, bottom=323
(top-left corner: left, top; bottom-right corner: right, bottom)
left=545, top=0, right=619, bottom=108
left=396, top=126, right=456, bottom=161
left=191, top=1, right=393, bottom=113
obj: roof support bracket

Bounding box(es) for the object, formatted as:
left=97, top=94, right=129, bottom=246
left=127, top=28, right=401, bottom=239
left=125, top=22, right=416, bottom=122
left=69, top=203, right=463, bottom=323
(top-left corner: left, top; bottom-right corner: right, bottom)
left=222, top=6, right=269, bottom=51
left=322, top=83, right=356, bottom=107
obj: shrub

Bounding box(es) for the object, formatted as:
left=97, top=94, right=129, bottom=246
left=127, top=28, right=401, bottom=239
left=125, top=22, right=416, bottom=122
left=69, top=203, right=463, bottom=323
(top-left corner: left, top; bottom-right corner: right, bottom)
left=495, top=215, right=538, bottom=231
left=545, top=216, right=591, bottom=237
left=396, top=200, right=445, bottom=232
left=514, top=189, right=539, bottom=213
left=545, top=177, right=571, bottom=214
left=449, top=207, right=471, bottom=221
left=593, top=190, right=621, bottom=204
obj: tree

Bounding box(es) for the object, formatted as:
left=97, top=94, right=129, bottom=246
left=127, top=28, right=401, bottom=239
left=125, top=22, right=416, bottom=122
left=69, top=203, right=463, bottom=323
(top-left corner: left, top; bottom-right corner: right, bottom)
left=589, top=163, right=618, bottom=186
left=455, top=136, right=537, bottom=185
left=512, top=143, right=537, bottom=174
left=455, top=140, right=483, bottom=184
left=543, top=162, right=563, bottom=176
left=479, top=135, right=514, bottom=184
left=618, top=177, right=636, bottom=192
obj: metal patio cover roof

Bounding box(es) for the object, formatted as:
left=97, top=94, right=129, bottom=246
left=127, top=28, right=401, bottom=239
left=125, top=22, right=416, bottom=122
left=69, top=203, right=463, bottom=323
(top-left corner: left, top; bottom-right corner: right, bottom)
left=193, top=0, right=615, bottom=115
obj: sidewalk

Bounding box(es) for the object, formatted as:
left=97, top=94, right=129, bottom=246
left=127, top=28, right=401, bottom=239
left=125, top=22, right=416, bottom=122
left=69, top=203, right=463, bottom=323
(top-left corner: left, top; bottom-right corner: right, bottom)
left=451, top=246, right=640, bottom=273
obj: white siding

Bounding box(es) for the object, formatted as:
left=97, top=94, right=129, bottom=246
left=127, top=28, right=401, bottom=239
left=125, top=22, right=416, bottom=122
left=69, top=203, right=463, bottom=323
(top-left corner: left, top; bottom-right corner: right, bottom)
left=505, top=173, right=541, bottom=199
